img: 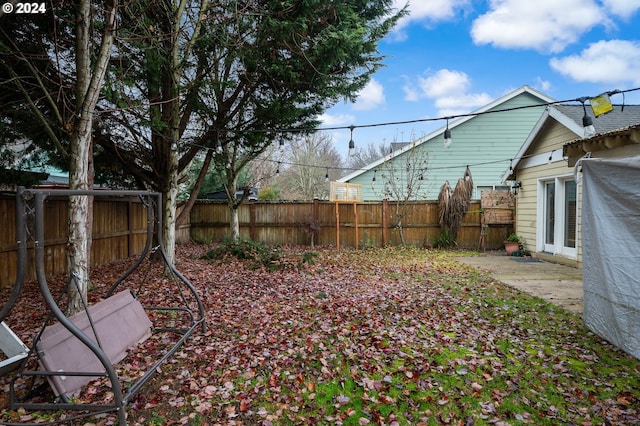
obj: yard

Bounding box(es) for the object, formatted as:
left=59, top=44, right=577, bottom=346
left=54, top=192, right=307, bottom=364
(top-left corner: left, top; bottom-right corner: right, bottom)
left=1, top=244, right=639, bottom=425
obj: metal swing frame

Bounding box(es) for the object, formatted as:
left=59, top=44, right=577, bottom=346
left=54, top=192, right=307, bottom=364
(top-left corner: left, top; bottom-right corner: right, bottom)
left=3, top=187, right=206, bottom=425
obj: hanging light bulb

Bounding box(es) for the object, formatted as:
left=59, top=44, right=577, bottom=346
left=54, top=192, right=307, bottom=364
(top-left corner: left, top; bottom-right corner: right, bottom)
left=216, top=140, right=223, bottom=154
left=372, top=170, right=377, bottom=182
left=443, top=119, right=452, bottom=148
left=582, top=102, right=596, bottom=138
left=276, top=161, right=280, bottom=175
left=325, top=168, right=329, bottom=182
left=279, top=138, right=285, bottom=151
left=348, top=125, right=355, bottom=156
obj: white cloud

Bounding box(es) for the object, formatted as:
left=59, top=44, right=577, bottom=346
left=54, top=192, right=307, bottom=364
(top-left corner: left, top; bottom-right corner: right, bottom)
left=535, top=77, right=553, bottom=92
left=471, top=0, right=606, bottom=53
left=417, top=69, right=471, bottom=98
left=393, top=0, right=470, bottom=22
left=550, top=39, right=640, bottom=86
left=390, top=0, right=471, bottom=40
left=319, top=112, right=354, bottom=126
left=602, top=0, right=640, bottom=18
left=352, top=79, right=385, bottom=111
left=406, top=69, right=492, bottom=116
left=402, top=75, right=421, bottom=101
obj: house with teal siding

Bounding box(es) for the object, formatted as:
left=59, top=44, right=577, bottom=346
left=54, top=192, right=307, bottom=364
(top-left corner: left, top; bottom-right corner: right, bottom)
left=338, top=86, right=555, bottom=200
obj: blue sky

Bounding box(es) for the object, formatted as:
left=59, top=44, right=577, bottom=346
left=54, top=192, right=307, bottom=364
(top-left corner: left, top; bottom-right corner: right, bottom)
left=321, top=0, right=640, bottom=160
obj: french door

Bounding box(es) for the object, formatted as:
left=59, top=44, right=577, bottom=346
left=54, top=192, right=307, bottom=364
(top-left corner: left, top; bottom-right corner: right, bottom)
left=540, top=177, right=577, bottom=258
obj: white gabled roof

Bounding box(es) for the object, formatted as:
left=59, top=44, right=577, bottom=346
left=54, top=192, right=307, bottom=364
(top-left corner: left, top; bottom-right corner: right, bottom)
left=339, top=85, right=555, bottom=182
left=500, top=106, right=584, bottom=182
left=497, top=102, right=640, bottom=182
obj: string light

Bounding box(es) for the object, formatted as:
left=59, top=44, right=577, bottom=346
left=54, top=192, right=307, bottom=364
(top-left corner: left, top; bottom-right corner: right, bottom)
left=579, top=98, right=596, bottom=138
left=163, top=86, right=638, bottom=180
left=120, top=87, right=638, bottom=138
left=443, top=118, right=452, bottom=148
left=348, top=125, right=355, bottom=156
left=372, top=170, right=377, bottom=182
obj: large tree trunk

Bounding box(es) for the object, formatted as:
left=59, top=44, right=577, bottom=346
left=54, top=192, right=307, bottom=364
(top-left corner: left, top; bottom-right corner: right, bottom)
left=227, top=172, right=240, bottom=239
left=162, top=144, right=179, bottom=265
left=67, top=126, right=92, bottom=315
left=66, top=0, right=117, bottom=315
left=230, top=206, right=240, bottom=239
left=176, top=150, right=213, bottom=226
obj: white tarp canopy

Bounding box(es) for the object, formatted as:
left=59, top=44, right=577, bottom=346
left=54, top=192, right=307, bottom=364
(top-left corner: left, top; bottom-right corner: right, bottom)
left=582, top=155, right=640, bottom=360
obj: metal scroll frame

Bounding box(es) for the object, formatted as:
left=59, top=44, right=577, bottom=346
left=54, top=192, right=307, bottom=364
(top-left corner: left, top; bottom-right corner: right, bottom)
left=4, top=187, right=206, bottom=425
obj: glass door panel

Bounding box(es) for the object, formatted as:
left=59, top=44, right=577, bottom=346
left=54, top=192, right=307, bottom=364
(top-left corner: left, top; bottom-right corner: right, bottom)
left=544, top=182, right=555, bottom=246
left=564, top=180, right=577, bottom=249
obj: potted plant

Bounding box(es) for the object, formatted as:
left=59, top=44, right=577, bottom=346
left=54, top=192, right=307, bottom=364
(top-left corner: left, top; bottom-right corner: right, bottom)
left=504, top=233, right=522, bottom=255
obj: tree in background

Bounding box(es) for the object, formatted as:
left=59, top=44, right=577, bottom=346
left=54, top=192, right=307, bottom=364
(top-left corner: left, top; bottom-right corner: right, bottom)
left=275, top=133, right=344, bottom=200
left=0, top=0, right=118, bottom=314
left=181, top=156, right=254, bottom=201
left=371, top=144, right=430, bottom=245
left=347, top=141, right=391, bottom=171
left=1, top=0, right=407, bottom=260
left=97, top=0, right=407, bottom=244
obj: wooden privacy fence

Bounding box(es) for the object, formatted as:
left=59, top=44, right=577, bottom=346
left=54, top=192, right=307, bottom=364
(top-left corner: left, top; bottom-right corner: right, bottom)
left=0, top=190, right=513, bottom=289
left=190, top=191, right=514, bottom=250
left=0, top=192, right=150, bottom=289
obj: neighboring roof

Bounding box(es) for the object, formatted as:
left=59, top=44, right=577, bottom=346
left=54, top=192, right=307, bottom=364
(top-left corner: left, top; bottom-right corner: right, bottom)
left=339, top=85, right=555, bottom=183
left=502, top=104, right=640, bottom=181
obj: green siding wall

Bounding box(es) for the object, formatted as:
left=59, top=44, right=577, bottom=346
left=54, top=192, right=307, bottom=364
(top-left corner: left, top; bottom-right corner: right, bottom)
left=346, top=92, right=548, bottom=200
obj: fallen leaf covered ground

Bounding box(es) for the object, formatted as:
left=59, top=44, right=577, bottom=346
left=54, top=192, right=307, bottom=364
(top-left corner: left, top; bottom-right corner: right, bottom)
left=1, top=244, right=639, bottom=425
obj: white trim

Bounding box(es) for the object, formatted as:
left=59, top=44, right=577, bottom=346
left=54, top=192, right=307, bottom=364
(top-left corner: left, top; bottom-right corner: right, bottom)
left=502, top=106, right=583, bottom=182
left=536, top=173, right=578, bottom=259
left=519, top=149, right=566, bottom=169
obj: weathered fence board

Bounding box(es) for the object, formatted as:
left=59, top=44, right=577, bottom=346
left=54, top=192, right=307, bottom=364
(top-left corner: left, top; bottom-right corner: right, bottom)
left=1, top=192, right=513, bottom=290
left=0, top=194, right=149, bottom=289
left=190, top=197, right=513, bottom=250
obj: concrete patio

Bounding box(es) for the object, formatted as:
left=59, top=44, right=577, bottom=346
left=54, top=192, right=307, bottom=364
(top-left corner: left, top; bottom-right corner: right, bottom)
left=455, top=254, right=584, bottom=314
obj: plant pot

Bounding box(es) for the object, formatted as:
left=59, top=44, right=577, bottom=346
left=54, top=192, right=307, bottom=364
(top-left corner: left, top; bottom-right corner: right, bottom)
left=504, top=241, right=520, bottom=255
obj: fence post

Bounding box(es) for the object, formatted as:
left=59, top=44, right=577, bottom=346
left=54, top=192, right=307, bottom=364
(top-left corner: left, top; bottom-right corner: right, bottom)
left=382, top=199, right=388, bottom=246
left=250, top=202, right=256, bottom=241
left=127, top=200, right=133, bottom=257
left=335, top=202, right=340, bottom=250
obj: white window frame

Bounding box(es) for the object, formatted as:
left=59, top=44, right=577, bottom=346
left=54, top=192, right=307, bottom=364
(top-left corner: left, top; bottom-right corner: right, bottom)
left=536, top=174, right=578, bottom=259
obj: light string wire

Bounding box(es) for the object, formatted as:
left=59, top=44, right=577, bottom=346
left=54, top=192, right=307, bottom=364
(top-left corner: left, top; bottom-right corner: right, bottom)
left=177, top=86, right=639, bottom=176
left=175, top=86, right=640, bottom=135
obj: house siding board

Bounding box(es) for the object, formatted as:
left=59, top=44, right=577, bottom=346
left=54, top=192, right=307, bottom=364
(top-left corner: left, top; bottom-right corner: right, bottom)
left=515, top=119, right=583, bottom=266
left=528, top=121, right=577, bottom=155
left=515, top=164, right=566, bottom=245
left=513, top=105, right=640, bottom=268
left=348, top=91, right=548, bottom=200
